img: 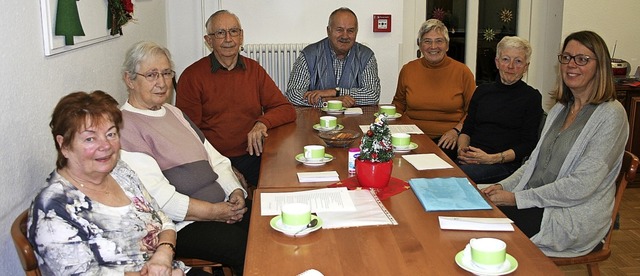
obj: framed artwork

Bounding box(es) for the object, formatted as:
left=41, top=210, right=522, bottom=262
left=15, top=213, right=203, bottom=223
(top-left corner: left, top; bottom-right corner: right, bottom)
left=40, top=0, right=121, bottom=56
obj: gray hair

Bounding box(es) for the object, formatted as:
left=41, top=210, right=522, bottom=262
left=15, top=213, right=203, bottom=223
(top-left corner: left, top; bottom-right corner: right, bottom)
left=205, top=10, right=242, bottom=33
left=418, top=19, right=449, bottom=44
left=496, top=36, right=532, bottom=63
left=122, top=41, right=174, bottom=80
left=328, top=7, right=358, bottom=28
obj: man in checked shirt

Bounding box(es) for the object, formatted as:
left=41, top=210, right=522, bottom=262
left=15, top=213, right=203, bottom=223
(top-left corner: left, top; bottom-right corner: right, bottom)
left=286, top=7, right=381, bottom=108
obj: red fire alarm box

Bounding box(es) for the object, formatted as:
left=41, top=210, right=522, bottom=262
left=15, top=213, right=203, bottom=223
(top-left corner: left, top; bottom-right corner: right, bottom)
left=373, top=14, right=391, bottom=32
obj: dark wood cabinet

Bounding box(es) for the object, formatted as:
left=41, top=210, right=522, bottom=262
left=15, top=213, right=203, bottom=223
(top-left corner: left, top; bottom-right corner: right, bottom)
left=616, top=85, right=640, bottom=187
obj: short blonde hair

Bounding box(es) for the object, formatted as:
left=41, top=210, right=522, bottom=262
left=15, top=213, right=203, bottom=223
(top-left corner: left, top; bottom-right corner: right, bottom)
left=418, top=19, right=449, bottom=44
left=496, top=36, right=532, bottom=63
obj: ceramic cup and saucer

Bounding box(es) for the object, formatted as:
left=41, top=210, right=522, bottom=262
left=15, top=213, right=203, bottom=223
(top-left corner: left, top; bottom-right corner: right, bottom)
left=373, top=112, right=402, bottom=120
left=295, top=153, right=334, bottom=166
left=455, top=240, right=518, bottom=275
left=321, top=107, right=346, bottom=115
left=393, top=142, right=418, bottom=153
left=270, top=214, right=323, bottom=236
left=313, top=124, right=344, bottom=131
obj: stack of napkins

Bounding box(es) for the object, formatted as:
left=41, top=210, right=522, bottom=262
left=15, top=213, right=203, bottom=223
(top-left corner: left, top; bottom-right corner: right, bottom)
left=344, top=107, right=363, bottom=114
left=402, top=154, right=453, bottom=170
left=438, top=216, right=514, bottom=231
left=296, top=171, right=340, bottom=182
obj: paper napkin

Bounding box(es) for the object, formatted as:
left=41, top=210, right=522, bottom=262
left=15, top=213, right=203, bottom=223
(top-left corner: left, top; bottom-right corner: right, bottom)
left=438, top=216, right=514, bottom=231
left=402, top=154, right=453, bottom=170
left=344, top=107, right=363, bottom=114
left=296, top=171, right=340, bottom=182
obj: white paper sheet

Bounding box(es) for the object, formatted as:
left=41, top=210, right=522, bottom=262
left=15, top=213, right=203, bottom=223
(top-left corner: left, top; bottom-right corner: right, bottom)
left=260, top=187, right=356, bottom=216
left=438, top=216, right=514, bottom=231
left=344, top=107, right=363, bottom=114
left=317, top=189, right=398, bottom=229
left=402, top=154, right=453, bottom=170
left=296, top=171, right=340, bottom=182
left=359, top=124, right=424, bottom=134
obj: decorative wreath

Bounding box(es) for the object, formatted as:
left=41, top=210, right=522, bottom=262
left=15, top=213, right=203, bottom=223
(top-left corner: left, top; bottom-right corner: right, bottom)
left=108, top=0, right=134, bottom=36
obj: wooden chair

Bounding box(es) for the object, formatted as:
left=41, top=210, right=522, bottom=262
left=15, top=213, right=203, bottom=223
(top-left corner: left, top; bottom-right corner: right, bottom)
left=11, top=209, right=232, bottom=276
left=550, top=151, right=639, bottom=276
left=11, top=209, right=41, bottom=276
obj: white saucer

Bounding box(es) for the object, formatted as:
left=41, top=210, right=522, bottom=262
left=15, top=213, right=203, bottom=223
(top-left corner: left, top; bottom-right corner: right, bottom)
left=321, top=107, right=346, bottom=114
left=313, top=124, right=344, bottom=131
left=270, top=215, right=323, bottom=236
left=393, top=142, right=418, bottom=153
left=295, top=153, right=334, bottom=166
left=374, top=112, right=402, bottom=120
left=455, top=250, right=518, bottom=276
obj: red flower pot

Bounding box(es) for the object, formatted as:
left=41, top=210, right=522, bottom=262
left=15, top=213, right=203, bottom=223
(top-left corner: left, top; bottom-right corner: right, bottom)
left=355, top=159, right=393, bottom=189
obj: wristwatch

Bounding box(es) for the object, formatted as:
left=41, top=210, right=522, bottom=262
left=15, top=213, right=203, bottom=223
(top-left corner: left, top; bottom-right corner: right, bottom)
left=335, top=87, right=340, bottom=97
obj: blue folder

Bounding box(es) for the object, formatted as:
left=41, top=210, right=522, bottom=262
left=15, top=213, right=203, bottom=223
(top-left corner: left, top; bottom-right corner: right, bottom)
left=409, top=177, right=492, bottom=211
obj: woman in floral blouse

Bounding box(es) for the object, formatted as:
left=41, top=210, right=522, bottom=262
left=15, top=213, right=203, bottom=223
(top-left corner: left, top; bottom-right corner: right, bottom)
left=28, top=91, right=185, bottom=275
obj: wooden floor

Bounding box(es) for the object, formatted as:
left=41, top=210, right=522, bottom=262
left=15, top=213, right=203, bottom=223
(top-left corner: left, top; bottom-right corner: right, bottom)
left=559, top=187, right=640, bottom=275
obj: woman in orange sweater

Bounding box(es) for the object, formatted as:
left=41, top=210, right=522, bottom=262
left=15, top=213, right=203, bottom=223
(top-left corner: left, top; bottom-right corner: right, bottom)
left=392, top=19, right=476, bottom=160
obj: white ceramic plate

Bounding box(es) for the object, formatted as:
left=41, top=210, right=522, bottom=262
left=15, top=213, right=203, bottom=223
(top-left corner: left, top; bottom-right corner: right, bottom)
left=373, top=112, right=402, bottom=120
left=393, top=142, right=418, bottom=153
left=270, top=215, right=323, bottom=236
left=454, top=250, right=518, bottom=276
left=312, top=124, right=344, bottom=131
left=295, top=153, right=334, bottom=166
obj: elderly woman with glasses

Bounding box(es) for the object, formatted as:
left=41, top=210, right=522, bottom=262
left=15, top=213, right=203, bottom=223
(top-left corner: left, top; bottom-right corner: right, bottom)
left=119, top=41, right=250, bottom=275
left=456, top=36, right=543, bottom=184
left=482, top=31, right=629, bottom=257
left=392, top=18, right=476, bottom=160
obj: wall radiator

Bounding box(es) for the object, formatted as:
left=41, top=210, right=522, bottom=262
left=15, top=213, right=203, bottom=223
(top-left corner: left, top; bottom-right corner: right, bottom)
left=242, top=43, right=307, bottom=93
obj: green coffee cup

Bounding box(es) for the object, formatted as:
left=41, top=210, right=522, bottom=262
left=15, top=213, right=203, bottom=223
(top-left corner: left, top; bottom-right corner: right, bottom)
left=281, top=203, right=311, bottom=231
left=469, top=238, right=507, bottom=271
left=391, top=133, right=411, bottom=148
left=303, top=145, right=325, bottom=161
left=319, top=116, right=337, bottom=129
left=325, top=100, right=343, bottom=111
left=379, top=105, right=396, bottom=116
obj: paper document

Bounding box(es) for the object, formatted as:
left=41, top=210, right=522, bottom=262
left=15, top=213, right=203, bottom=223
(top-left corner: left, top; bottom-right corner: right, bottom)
left=260, top=187, right=356, bottom=216
left=297, top=171, right=340, bottom=182
left=359, top=124, right=424, bottom=134
left=344, top=107, right=363, bottom=114
left=402, top=154, right=453, bottom=170
left=317, top=189, right=398, bottom=229
left=438, top=216, right=514, bottom=231
left=409, top=177, right=492, bottom=211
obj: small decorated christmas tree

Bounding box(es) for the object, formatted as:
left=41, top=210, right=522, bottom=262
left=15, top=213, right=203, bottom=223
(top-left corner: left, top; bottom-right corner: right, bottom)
left=359, top=114, right=394, bottom=162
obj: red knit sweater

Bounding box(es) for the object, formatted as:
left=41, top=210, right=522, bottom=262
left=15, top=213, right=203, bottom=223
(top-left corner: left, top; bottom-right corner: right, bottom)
left=177, top=55, right=296, bottom=157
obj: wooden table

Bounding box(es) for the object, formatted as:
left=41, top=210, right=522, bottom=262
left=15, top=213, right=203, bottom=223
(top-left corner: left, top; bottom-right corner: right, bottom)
left=258, top=106, right=467, bottom=188
left=246, top=106, right=562, bottom=275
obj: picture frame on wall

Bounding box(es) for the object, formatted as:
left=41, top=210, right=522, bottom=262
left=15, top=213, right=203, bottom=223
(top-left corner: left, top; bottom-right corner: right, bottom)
left=40, top=0, right=120, bottom=56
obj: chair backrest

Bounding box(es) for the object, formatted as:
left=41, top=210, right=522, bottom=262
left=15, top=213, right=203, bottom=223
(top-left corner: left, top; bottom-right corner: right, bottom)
left=604, top=151, right=639, bottom=249
left=11, top=209, right=41, bottom=276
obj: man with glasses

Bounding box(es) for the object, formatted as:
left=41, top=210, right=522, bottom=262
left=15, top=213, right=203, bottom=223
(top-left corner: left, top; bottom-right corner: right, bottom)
left=177, top=10, right=296, bottom=188
left=286, top=7, right=381, bottom=108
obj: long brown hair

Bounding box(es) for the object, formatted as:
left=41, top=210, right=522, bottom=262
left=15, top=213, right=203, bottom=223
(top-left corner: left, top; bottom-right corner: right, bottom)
left=554, top=31, right=616, bottom=105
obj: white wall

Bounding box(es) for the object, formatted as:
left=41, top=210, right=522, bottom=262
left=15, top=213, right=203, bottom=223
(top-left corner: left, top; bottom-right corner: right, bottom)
left=563, top=0, right=640, bottom=77
left=0, top=0, right=167, bottom=274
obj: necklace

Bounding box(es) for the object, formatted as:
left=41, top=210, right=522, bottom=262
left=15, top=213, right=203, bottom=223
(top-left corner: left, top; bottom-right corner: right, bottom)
left=63, top=169, right=111, bottom=195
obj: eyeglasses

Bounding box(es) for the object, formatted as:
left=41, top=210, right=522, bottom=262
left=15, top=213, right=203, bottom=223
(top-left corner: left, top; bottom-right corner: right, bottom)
left=498, top=56, right=527, bottom=68
left=207, top=28, right=243, bottom=39
left=135, top=70, right=175, bottom=82
left=420, top=38, right=446, bottom=46
left=557, top=54, right=596, bottom=66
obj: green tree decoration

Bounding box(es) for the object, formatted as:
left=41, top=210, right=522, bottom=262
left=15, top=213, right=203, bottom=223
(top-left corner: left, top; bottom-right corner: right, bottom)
left=54, top=0, right=85, bottom=46
left=359, top=114, right=394, bottom=162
